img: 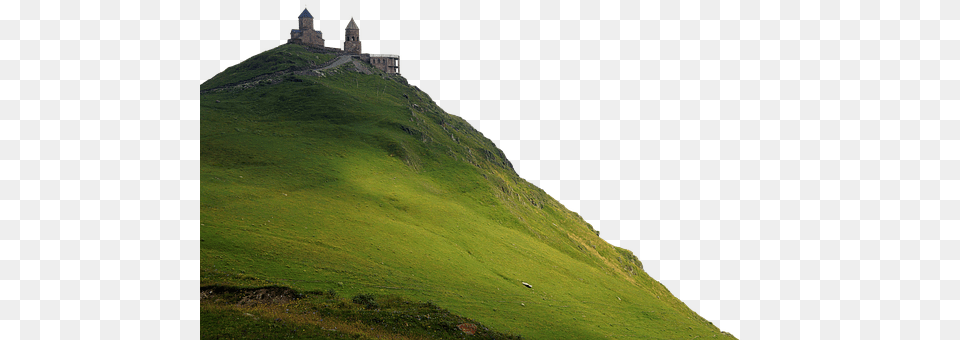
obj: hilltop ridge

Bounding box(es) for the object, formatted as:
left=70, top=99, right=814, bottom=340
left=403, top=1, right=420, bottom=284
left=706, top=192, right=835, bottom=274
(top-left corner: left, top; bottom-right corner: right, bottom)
left=200, top=43, right=737, bottom=339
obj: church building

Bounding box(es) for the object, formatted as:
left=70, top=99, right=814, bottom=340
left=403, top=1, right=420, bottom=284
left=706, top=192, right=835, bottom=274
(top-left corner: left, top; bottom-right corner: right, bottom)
left=287, top=9, right=324, bottom=47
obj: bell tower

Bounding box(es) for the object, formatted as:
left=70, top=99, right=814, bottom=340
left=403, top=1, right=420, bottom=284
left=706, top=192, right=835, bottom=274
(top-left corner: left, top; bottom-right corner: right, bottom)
left=344, top=18, right=361, bottom=54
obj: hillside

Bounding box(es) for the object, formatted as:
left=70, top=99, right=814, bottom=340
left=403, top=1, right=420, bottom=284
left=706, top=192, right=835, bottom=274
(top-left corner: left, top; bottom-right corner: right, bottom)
left=200, top=43, right=736, bottom=339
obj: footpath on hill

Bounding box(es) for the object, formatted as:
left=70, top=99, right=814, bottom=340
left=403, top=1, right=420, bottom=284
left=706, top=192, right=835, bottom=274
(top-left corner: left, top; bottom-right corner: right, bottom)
left=200, top=54, right=375, bottom=95
left=318, top=55, right=354, bottom=70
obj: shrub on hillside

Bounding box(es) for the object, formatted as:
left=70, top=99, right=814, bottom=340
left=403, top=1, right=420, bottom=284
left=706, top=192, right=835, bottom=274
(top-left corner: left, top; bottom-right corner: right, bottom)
left=352, top=294, right=378, bottom=309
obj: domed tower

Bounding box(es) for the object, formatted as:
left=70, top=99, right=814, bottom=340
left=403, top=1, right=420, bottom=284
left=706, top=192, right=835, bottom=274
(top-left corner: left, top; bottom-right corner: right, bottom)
left=344, top=18, right=361, bottom=54
left=299, top=8, right=314, bottom=31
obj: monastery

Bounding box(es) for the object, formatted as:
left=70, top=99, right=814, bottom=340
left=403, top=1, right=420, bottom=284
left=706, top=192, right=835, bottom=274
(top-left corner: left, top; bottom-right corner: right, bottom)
left=288, top=9, right=400, bottom=74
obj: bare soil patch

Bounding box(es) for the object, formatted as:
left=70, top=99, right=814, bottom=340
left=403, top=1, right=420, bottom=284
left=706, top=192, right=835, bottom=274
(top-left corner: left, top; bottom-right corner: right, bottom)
left=201, top=285, right=300, bottom=306
left=458, top=323, right=478, bottom=335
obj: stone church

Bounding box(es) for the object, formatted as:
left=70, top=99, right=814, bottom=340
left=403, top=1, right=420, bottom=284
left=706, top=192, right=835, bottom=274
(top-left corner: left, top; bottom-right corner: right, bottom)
left=287, top=9, right=324, bottom=47
left=288, top=9, right=400, bottom=74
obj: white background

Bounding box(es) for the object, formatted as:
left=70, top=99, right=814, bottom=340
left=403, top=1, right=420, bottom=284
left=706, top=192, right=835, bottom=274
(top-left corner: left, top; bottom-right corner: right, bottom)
left=6, top=0, right=960, bottom=339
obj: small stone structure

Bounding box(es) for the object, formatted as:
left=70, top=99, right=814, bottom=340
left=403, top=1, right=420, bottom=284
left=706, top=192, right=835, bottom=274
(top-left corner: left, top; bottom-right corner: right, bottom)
left=343, top=18, right=361, bottom=54
left=287, top=10, right=400, bottom=75
left=362, top=54, right=400, bottom=74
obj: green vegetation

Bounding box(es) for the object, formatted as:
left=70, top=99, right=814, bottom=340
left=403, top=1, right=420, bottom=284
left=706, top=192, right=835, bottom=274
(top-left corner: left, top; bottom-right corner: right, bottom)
left=202, top=285, right=519, bottom=339
left=201, top=44, right=336, bottom=91
left=201, top=43, right=737, bottom=339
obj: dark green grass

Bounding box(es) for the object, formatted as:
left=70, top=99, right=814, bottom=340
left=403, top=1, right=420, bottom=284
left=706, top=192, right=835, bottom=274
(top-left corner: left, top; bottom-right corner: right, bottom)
left=200, top=44, right=335, bottom=91
left=201, top=44, right=737, bottom=339
left=202, top=285, right=519, bottom=339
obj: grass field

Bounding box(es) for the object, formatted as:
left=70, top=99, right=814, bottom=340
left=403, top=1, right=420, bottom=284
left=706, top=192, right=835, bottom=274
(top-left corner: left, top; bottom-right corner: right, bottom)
left=200, top=43, right=737, bottom=339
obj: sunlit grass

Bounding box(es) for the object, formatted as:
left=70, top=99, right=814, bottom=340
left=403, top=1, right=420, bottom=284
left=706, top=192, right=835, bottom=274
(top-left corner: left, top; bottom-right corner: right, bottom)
left=200, top=44, right=737, bottom=339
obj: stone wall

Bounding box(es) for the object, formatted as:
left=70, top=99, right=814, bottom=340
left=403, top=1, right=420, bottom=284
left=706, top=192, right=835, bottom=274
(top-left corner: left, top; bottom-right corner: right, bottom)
left=289, top=29, right=324, bottom=48
left=299, top=17, right=313, bottom=31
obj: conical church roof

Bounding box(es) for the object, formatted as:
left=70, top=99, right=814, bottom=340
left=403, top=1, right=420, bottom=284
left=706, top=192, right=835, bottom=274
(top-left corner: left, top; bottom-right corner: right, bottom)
left=299, top=8, right=313, bottom=18
left=346, top=17, right=359, bottom=30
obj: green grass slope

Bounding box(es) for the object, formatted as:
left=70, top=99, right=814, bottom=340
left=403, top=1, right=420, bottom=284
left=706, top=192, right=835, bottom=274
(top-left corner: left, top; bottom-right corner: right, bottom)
left=200, top=43, right=736, bottom=339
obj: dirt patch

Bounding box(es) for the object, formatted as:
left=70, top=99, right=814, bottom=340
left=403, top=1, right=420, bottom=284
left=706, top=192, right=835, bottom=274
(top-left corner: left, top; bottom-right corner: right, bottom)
left=201, top=285, right=300, bottom=306
left=239, top=287, right=298, bottom=305
left=457, top=323, right=478, bottom=335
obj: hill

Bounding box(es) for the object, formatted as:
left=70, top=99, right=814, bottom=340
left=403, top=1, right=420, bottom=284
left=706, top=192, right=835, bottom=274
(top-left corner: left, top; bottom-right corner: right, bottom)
left=200, top=43, right=737, bottom=339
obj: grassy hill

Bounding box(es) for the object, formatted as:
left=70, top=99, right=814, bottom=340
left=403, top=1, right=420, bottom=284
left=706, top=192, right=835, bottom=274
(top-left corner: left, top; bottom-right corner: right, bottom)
left=200, top=43, right=737, bottom=339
